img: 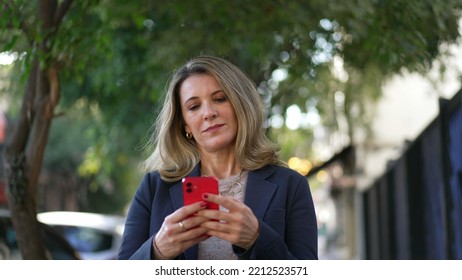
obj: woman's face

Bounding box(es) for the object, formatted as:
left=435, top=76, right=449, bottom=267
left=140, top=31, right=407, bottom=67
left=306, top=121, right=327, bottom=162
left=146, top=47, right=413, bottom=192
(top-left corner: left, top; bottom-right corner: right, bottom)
left=179, top=74, right=238, bottom=154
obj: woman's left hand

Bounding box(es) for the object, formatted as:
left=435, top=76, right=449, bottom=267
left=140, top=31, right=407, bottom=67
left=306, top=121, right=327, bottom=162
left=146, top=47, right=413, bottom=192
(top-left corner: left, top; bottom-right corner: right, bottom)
left=196, top=193, right=260, bottom=250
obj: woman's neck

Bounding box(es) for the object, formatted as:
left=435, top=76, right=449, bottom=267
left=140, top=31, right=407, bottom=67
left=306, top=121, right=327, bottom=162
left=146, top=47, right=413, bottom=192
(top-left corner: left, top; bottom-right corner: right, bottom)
left=199, top=151, right=241, bottom=179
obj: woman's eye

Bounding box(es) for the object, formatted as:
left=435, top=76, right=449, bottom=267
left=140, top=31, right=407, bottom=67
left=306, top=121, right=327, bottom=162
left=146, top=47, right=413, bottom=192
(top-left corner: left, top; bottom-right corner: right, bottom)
left=215, top=97, right=227, bottom=103
left=188, top=104, right=199, bottom=111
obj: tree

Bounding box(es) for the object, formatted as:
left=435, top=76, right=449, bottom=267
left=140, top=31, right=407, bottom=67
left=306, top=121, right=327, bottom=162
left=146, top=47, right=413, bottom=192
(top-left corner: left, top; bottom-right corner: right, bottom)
left=0, top=0, right=93, bottom=259
left=1, top=0, right=461, bottom=259
left=0, top=0, right=72, bottom=260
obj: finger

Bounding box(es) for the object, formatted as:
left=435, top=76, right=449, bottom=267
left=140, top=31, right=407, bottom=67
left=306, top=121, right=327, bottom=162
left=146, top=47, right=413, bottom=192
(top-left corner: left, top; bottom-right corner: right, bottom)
left=202, top=193, right=241, bottom=210
left=196, top=208, right=231, bottom=222
left=167, top=201, right=207, bottom=224
left=175, top=225, right=211, bottom=252
left=160, top=222, right=209, bottom=245
left=179, top=214, right=211, bottom=231
left=177, top=223, right=210, bottom=238
left=178, top=220, right=187, bottom=232
left=180, top=200, right=209, bottom=219
left=155, top=226, right=209, bottom=258
left=201, top=218, right=260, bottom=249
left=200, top=221, right=245, bottom=246
left=200, top=219, right=229, bottom=232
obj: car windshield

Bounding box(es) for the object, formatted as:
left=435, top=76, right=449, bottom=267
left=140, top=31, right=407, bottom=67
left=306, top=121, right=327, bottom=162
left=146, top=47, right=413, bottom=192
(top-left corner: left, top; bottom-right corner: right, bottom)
left=51, top=225, right=113, bottom=253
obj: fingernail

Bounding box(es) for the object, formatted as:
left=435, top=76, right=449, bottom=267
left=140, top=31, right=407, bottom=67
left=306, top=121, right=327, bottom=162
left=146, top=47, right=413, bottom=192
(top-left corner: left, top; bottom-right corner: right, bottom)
left=200, top=201, right=207, bottom=208
left=202, top=194, right=209, bottom=199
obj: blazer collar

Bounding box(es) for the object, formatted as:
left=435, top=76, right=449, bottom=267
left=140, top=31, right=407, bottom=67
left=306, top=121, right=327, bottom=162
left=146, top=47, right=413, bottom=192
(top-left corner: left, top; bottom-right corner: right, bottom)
left=243, top=165, right=278, bottom=219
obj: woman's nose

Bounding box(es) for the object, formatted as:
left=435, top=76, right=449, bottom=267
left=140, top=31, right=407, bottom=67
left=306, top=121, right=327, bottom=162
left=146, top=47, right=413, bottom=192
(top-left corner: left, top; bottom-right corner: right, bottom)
left=203, top=103, right=217, bottom=119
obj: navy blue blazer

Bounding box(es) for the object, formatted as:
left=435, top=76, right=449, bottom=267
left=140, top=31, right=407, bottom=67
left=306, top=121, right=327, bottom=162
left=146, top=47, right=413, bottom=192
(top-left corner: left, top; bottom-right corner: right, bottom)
left=117, top=164, right=318, bottom=260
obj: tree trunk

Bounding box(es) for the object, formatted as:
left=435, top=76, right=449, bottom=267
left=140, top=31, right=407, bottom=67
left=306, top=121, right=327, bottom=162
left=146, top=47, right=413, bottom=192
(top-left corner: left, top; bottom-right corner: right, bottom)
left=4, top=61, right=49, bottom=259
left=2, top=0, right=71, bottom=259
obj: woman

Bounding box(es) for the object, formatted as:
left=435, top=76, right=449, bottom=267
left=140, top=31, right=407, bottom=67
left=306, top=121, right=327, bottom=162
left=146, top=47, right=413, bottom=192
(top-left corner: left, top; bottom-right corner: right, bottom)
left=117, top=55, right=318, bottom=260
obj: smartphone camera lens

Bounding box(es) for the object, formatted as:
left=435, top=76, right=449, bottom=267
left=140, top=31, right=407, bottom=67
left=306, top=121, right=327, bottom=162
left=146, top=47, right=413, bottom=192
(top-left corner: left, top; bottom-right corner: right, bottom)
left=186, top=182, right=193, bottom=193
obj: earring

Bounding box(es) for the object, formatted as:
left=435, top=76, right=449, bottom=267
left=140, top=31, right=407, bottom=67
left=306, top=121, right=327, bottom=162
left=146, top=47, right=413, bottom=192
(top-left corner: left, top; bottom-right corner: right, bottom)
left=186, top=132, right=193, bottom=139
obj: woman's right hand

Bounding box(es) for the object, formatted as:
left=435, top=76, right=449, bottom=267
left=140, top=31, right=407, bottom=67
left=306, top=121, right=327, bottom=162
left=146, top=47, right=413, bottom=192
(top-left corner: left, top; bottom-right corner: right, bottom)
left=153, top=201, right=211, bottom=259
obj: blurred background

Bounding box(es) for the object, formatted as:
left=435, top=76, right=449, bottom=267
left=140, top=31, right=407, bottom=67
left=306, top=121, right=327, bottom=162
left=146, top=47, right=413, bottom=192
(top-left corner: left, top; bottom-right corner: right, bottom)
left=0, top=1, right=461, bottom=259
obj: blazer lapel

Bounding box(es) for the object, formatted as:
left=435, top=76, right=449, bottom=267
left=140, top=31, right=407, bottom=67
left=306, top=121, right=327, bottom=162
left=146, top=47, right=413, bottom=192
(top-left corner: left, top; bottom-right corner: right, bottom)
left=169, top=182, right=183, bottom=211
left=244, top=166, right=278, bottom=220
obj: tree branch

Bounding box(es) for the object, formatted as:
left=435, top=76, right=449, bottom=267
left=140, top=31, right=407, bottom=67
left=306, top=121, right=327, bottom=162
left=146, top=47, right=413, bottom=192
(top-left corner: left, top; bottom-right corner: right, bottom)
left=54, top=0, right=74, bottom=26
left=4, top=60, right=38, bottom=157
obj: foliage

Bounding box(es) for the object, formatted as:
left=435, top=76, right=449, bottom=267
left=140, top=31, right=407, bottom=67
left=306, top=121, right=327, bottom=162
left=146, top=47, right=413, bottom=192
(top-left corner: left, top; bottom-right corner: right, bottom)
left=1, top=0, right=461, bottom=214
left=41, top=100, right=139, bottom=214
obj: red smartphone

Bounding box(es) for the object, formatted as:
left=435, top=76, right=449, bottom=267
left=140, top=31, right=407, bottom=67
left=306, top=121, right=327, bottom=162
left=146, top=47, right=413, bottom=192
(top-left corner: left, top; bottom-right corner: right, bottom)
left=182, top=176, right=219, bottom=210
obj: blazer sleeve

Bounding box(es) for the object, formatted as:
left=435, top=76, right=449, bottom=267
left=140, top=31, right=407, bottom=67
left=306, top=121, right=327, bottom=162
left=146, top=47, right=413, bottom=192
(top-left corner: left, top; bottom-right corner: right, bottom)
left=117, top=173, right=155, bottom=260
left=234, top=174, right=318, bottom=259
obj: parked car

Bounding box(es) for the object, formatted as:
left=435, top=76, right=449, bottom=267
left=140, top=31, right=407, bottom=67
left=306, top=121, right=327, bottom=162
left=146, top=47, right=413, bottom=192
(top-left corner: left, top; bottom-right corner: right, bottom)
left=37, top=211, right=125, bottom=260
left=0, top=208, right=80, bottom=260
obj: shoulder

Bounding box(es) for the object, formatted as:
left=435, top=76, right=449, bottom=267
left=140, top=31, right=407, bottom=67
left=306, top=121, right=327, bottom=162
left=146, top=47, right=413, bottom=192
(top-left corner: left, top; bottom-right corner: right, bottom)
left=247, top=165, right=313, bottom=209
left=253, top=164, right=305, bottom=181
left=140, top=171, right=178, bottom=185
left=135, top=171, right=177, bottom=197
left=250, top=164, right=309, bottom=191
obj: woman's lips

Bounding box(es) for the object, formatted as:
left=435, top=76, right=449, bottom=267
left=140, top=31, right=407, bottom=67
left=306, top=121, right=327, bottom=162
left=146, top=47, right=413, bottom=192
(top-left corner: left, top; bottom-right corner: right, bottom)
left=204, top=124, right=224, bottom=132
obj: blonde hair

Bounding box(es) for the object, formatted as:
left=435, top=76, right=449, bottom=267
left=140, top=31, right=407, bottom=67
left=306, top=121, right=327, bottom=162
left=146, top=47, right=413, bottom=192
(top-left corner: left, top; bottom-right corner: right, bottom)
left=143, top=55, right=284, bottom=182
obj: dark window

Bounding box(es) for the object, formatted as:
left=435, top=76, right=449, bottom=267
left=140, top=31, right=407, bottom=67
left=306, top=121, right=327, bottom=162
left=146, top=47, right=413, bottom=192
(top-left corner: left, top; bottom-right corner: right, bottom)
left=51, top=225, right=113, bottom=253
